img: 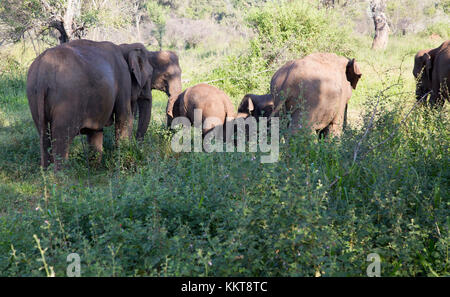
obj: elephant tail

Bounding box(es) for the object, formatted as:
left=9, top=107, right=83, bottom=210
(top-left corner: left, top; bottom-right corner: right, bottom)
left=343, top=103, right=348, bottom=130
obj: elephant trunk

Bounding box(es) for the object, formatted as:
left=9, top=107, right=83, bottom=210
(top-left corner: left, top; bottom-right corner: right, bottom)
left=136, top=97, right=152, bottom=140
left=167, top=76, right=182, bottom=99
left=136, top=80, right=152, bottom=140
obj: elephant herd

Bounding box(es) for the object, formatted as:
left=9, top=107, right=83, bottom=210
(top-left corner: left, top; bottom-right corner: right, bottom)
left=26, top=39, right=449, bottom=170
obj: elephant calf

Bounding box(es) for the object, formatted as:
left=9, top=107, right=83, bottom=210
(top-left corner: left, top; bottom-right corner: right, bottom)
left=166, top=83, right=237, bottom=139
left=270, top=53, right=362, bottom=137
left=237, top=94, right=274, bottom=120
left=27, top=40, right=153, bottom=170
left=413, top=40, right=450, bottom=107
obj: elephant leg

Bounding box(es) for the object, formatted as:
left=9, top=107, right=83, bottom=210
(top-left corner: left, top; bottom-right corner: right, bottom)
left=318, top=125, right=330, bottom=139
left=51, top=125, right=74, bottom=171
left=136, top=97, right=152, bottom=140
left=114, top=99, right=133, bottom=143
left=328, top=122, right=343, bottom=138
left=288, top=109, right=302, bottom=135
left=328, top=111, right=345, bottom=138
left=40, top=125, right=52, bottom=168
left=86, top=130, right=103, bottom=164
left=328, top=100, right=348, bottom=138
left=430, top=82, right=448, bottom=108
left=132, top=100, right=138, bottom=120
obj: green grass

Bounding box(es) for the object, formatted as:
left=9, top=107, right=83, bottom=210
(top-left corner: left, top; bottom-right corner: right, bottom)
left=0, top=1, right=448, bottom=276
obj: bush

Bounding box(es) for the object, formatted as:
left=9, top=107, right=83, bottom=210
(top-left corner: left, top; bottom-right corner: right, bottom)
left=420, top=22, right=450, bottom=38
left=1, top=89, right=448, bottom=276
left=200, top=0, right=355, bottom=98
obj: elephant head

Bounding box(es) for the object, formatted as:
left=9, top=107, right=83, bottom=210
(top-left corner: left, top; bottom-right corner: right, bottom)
left=413, top=49, right=433, bottom=101
left=346, top=58, right=362, bottom=89
left=121, top=48, right=182, bottom=139
left=120, top=43, right=155, bottom=139
left=237, top=94, right=274, bottom=120
left=146, top=51, right=183, bottom=131
left=148, top=51, right=183, bottom=99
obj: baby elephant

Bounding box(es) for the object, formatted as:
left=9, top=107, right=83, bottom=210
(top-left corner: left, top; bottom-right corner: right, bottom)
left=237, top=94, right=274, bottom=120
left=271, top=53, right=362, bottom=138
left=166, top=83, right=236, bottom=138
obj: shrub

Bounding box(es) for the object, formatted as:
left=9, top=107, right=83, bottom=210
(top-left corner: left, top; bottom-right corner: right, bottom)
left=200, top=0, right=355, bottom=98
left=420, top=22, right=450, bottom=39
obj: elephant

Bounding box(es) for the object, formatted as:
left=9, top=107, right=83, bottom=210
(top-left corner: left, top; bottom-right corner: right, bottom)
left=131, top=49, right=182, bottom=139
left=166, top=83, right=236, bottom=138
left=27, top=39, right=153, bottom=170
left=237, top=94, right=274, bottom=120
left=413, top=40, right=450, bottom=107
left=270, top=53, right=362, bottom=138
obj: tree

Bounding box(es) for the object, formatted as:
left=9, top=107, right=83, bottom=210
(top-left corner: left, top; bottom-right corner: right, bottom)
left=370, top=0, right=389, bottom=50
left=146, top=0, right=168, bottom=50
left=0, top=0, right=96, bottom=45
left=129, top=0, right=148, bottom=43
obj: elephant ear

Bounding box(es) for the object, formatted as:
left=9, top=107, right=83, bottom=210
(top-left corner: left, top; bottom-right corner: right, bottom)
left=346, top=58, right=362, bottom=89
left=128, top=49, right=153, bottom=88
left=238, top=95, right=255, bottom=115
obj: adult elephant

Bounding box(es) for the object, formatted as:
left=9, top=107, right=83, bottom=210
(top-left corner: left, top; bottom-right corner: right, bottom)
left=413, top=40, right=450, bottom=107
left=132, top=49, right=182, bottom=139
left=27, top=39, right=153, bottom=170
left=270, top=53, right=362, bottom=137
left=237, top=94, right=274, bottom=121
left=166, top=83, right=236, bottom=138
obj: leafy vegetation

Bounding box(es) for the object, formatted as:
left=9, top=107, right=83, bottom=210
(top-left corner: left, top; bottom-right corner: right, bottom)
left=0, top=0, right=448, bottom=276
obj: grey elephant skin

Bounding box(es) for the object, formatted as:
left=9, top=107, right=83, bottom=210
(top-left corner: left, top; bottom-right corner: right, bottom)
left=27, top=39, right=153, bottom=170
left=237, top=94, right=274, bottom=120
left=270, top=53, right=362, bottom=137
left=166, top=83, right=236, bottom=138
left=132, top=49, right=182, bottom=139
left=413, top=40, right=450, bottom=107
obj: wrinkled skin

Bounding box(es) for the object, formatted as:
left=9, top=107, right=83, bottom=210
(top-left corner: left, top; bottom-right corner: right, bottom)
left=27, top=39, right=153, bottom=170
left=270, top=53, right=362, bottom=138
left=413, top=40, right=450, bottom=108
left=237, top=94, right=274, bottom=120
left=167, top=83, right=236, bottom=138
left=132, top=50, right=182, bottom=139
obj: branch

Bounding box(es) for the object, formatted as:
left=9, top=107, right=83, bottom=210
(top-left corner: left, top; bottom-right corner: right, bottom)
left=367, top=91, right=430, bottom=152
left=327, top=90, right=431, bottom=190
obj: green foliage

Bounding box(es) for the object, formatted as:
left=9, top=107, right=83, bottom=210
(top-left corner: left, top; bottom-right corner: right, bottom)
left=147, top=0, right=169, bottom=49
left=246, top=1, right=353, bottom=60
left=420, top=22, right=450, bottom=38
left=0, top=75, right=448, bottom=275
left=147, top=0, right=168, bottom=26
left=182, top=0, right=229, bottom=21
left=439, top=0, right=450, bottom=14
left=200, top=0, right=354, bottom=97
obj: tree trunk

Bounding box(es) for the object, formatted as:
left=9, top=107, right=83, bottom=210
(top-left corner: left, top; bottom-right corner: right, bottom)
left=63, top=0, right=76, bottom=40
left=370, top=0, right=389, bottom=50
left=48, top=0, right=82, bottom=44
left=136, top=14, right=142, bottom=43
left=49, top=20, right=70, bottom=44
